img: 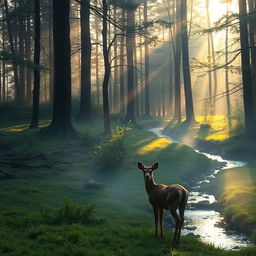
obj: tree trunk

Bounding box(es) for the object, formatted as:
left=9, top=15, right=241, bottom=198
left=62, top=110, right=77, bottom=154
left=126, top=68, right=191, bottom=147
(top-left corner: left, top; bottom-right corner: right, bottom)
left=125, top=1, right=136, bottom=123
left=25, top=15, right=32, bottom=102
left=133, top=32, right=139, bottom=116
left=42, top=0, right=74, bottom=135
left=119, top=8, right=126, bottom=114
left=248, top=0, right=256, bottom=111
left=102, top=0, right=111, bottom=134
left=2, top=12, right=6, bottom=103
left=238, top=0, right=256, bottom=139
left=4, top=0, right=20, bottom=102
left=144, top=0, right=150, bottom=117
left=180, top=0, right=195, bottom=123
left=95, top=1, right=100, bottom=106
left=225, top=2, right=231, bottom=125
left=174, top=0, right=182, bottom=122
left=30, top=0, right=41, bottom=129
left=18, top=10, right=25, bottom=102
left=206, top=0, right=213, bottom=116
left=48, top=0, right=54, bottom=103
left=113, top=6, right=118, bottom=112
left=79, top=0, right=91, bottom=121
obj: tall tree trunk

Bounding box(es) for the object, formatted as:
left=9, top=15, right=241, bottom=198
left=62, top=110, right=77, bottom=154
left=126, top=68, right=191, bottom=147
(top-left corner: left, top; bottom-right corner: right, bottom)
left=133, top=33, right=139, bottom=116
left=144, top=0, right=150, bottom=117
left=238, top=0, right=256, bottom=139
left=102, top=0, right=111, bottom=134
left=139, top=6, right=144, bottom=115
left=43, top=0, right=74, bottom=135
left=48, top=0, right=54, bottom=103
left=95, top=1, right=100, bottom=106
left=174, top=0, right=182, bottom=122
left=18, top=9, right=25, bottom=102
left=225, top=2, right=231, bottom=125
left=125, top=1, right=136, bottom=123
left=30, top=0, right=41, bottom=128
left=79, top=0, right=91, bottom=121
left=206, top=0, right=213, bottom=116
left=162, top=74, right=166, bottom=117
left=180, top=0, right=195, bottom=123
left=119, top=8, right=126, bottom=114
left=248, top=0, right=256, bottom=111
left=113, top=6, right=118, bottom=112
left=25, top=15, right=32, bottom=102
left=2, top=13, right=6, bottom=103
left=4, top=0, right=20, bottom=102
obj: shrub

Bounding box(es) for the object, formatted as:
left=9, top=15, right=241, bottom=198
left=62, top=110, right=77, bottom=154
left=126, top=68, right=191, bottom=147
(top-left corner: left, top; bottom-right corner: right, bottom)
left=94, top=125, right=131, bottom=170
left=40, top=200, right=95, bottom=225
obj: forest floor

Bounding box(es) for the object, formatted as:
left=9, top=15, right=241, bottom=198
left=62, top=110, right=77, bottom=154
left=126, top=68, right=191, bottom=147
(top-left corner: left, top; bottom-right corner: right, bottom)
left=0, top=106, right=256, bottom=256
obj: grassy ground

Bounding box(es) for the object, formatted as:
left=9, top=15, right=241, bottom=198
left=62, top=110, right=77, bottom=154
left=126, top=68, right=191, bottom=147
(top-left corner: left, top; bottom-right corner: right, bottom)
left=0, top=108, right=255, bottom=255
left=214, top=164, right=256, bottom=243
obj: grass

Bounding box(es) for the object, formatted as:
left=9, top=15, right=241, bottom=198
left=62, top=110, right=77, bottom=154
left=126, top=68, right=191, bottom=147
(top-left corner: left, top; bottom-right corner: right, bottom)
left=162, top=115, right=256, bottom=160
left=214, top=163, right=256, bottom=242
left=163, top=115, right=236, bottom=142
left=0, top=107, right=255, bottom=255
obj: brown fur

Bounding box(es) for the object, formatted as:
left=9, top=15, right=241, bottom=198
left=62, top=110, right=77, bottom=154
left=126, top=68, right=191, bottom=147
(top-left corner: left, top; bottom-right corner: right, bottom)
left=138, top=162, right=189, bottom=246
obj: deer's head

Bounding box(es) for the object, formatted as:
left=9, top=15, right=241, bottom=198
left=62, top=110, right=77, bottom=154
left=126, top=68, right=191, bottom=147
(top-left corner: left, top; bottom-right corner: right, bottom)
left=137, top=162, right=159, bottom=182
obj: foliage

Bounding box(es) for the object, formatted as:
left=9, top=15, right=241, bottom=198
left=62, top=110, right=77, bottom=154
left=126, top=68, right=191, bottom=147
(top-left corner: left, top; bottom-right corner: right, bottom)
left=40, top=200, right=95, bottom=225
left=94, top=125, right=131, bottom=170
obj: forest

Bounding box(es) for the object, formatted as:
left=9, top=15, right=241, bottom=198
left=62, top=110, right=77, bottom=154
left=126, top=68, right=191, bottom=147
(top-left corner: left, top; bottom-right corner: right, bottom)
left=0, top=0, right=256, bottom=255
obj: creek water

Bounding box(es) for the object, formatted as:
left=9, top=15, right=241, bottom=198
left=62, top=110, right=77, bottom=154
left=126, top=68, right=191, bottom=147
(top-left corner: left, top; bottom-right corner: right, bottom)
left=149, top=127, right=254, bottom=250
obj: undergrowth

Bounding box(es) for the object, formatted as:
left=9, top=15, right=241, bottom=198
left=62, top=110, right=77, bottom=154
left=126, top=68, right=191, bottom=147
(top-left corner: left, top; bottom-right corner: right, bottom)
left=39, top=200, right=96, bottom=225
left=94, top=125, right=131, bottom=170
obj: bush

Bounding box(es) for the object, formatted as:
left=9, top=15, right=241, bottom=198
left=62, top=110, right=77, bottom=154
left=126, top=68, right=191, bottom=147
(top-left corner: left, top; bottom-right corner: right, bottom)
left=40, top=200, right=95, bottom=225
left=94, top=125, right=131, bottom=170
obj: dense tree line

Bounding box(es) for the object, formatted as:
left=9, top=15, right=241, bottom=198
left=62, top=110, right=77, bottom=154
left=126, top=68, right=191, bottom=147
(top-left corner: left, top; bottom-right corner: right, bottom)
left=0, top=0, right=256, bottom=138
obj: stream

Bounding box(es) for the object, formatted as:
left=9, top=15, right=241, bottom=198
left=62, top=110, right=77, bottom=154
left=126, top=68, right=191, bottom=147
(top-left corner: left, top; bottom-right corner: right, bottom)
left=149, top=127, right=254, bottom=250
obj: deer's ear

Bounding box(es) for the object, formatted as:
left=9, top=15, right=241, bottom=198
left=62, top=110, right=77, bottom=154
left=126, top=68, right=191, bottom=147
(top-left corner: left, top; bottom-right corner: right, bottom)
left=137, top=162, right=145, bottom=170
left=152, top=162, right=159, bottom=171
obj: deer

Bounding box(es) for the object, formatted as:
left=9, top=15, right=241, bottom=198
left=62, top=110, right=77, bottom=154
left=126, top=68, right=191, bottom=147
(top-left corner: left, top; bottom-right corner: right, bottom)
left=137, top=162, right=189, bottom=246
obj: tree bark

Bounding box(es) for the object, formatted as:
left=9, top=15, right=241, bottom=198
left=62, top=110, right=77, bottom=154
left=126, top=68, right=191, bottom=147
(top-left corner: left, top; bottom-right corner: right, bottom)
left=180, top=0, right=195, bottom=123
left=238, top=0, right=256, bottom=139
left=102, top=0, right=111, bottom=134
left=248, top=0, right=256, bottom=111
left=42, top=0, right=74, bottom=135
left=206, top=0, right=213, bottom=115
left=144, top=0, right=150, bottom=117
left=79, top=0, right=92, bottom=121
left=174, top=0, right=182, bottom=122
left=225, top=2, right=231, bottom=125
left=18, top=7, right=25, bottom=102
left=30, top=0, right=41, bottom=128
left=25, top=15, right=32, bottom=102
left=125, top=0, right=136, bottom=123
left=119, top=7, right=126, bottom=114
left=4, top=0, right=20, bottom=102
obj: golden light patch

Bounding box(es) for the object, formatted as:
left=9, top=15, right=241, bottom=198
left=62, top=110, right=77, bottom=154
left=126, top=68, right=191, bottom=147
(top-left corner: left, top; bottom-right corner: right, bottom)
left=137, top=138, right=171, bottom=155
left=0, top=121, right=50, bottom=133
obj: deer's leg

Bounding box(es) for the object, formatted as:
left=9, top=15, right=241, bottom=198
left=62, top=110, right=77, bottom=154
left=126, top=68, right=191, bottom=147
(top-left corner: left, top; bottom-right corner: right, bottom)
left=177, top=194, right=188, bottom=244
left=176, top=209, right=184, bottom=244
left=159, top=208, right=164, bottom=237
left=170, top=208, right=181, bottom=247
left=153, top=204, right=158, bottom=237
